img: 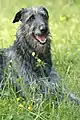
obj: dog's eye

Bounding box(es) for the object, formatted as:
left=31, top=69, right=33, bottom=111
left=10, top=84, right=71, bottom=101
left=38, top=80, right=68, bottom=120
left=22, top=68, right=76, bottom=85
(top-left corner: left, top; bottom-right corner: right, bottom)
left=29, top=15, right=35, bottom=21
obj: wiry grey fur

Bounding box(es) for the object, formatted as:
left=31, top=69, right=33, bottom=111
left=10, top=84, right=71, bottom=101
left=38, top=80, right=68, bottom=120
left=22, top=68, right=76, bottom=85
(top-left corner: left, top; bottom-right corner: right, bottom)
left=0, top=6, right=80, bottom=105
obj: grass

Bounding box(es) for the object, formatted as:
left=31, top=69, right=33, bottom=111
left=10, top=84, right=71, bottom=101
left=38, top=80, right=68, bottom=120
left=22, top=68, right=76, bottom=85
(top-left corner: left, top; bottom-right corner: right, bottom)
left=0, top=0, right=80, bottom=119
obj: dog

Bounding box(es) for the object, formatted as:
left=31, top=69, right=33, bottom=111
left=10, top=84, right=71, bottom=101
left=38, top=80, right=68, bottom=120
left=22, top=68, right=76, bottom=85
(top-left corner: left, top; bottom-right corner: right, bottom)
left=0, top=6, right=80, bottom=105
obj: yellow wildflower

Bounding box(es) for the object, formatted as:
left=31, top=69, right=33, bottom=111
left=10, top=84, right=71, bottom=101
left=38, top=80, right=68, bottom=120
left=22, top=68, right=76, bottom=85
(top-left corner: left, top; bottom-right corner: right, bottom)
left=32, top=52, right=35, bottom=57
left=37, top=58, right=41, bottom=63
left=18, top=104, right=23, bottom=108
left=17, top=97, right=21, bottom=102
left=27, top=105, right=32, bottom=111
left=18, top=104, right=23, bottom=113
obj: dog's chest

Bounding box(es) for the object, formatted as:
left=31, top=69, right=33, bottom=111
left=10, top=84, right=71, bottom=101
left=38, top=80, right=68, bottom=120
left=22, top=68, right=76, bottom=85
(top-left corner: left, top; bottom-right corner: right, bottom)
left=3, top=49, right=52, bottom=87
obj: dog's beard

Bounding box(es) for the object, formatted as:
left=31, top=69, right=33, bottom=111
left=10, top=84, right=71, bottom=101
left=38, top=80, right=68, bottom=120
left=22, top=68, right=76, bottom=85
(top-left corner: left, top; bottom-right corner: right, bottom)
left=25, top=33, right=48, bottom=55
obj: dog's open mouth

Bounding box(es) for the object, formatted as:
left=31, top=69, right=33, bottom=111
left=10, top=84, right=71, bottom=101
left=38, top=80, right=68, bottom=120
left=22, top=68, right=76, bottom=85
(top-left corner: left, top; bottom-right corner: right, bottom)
left=33, top=33, right=47, bottom=44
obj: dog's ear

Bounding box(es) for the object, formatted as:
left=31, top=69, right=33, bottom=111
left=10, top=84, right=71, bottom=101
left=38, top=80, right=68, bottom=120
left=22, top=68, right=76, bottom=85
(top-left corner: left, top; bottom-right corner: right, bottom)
left=13, top=8, right=24, bottom=23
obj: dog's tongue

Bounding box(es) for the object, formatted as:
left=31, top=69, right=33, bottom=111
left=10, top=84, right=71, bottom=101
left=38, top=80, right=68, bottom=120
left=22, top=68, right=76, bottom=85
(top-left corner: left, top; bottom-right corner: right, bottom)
left=36, top=35, right=45, bottom=41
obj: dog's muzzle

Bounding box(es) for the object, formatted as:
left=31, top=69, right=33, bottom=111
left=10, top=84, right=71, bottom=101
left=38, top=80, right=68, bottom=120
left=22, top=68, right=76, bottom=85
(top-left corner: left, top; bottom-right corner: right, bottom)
left=32, top=24, right=48, bottom=44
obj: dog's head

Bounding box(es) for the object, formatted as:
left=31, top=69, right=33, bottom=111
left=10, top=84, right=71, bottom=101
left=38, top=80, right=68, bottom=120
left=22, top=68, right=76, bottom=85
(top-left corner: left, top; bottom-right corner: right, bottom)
left=13, top=6, right=49, bottom=45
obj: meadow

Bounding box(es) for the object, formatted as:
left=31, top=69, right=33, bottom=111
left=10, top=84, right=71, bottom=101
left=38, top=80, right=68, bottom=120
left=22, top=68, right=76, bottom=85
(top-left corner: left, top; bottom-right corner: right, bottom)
left=0, top=0, right=80, bottom=119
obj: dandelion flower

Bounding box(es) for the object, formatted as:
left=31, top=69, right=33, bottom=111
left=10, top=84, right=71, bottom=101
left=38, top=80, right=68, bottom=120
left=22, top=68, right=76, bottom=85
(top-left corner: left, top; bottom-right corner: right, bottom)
left=27, top=105, right=32, bottom=111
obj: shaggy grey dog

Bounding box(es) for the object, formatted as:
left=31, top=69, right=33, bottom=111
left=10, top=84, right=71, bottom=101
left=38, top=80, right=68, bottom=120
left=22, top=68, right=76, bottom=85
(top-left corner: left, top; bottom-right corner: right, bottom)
left=0, top=6, right=80, bottom=104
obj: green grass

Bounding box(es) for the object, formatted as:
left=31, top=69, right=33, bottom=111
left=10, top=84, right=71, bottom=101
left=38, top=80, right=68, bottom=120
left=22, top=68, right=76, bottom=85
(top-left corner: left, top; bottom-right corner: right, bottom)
left=0, top=0, right=80, bottom=119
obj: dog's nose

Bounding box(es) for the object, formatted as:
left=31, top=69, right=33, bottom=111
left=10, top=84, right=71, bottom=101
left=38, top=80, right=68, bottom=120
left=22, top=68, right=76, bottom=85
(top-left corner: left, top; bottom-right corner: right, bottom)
left=39, top=25, right=48, bottom=34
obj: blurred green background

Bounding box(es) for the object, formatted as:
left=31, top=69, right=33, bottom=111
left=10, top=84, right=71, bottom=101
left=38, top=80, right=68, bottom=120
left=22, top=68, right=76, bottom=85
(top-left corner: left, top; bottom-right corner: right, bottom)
left=0, top=0, right=80, bottom=120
